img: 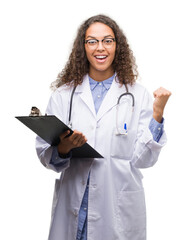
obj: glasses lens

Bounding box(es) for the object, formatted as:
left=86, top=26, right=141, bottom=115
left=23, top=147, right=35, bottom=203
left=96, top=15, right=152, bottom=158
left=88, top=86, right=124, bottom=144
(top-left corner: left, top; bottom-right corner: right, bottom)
left=86, top=39, right=98, bottom=49
left=85, top=38, right=115, bottom=49
left=103, top=38, right=114, bottom=48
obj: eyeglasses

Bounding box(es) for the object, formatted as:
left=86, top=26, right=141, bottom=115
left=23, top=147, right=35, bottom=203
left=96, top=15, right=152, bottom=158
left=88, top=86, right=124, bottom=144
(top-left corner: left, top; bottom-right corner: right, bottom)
left=85, top=38, right=116, bottom=49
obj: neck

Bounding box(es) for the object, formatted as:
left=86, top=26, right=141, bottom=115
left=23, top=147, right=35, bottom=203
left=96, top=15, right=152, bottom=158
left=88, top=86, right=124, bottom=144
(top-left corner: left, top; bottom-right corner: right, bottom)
left=89, top=68, right=115, bottom=82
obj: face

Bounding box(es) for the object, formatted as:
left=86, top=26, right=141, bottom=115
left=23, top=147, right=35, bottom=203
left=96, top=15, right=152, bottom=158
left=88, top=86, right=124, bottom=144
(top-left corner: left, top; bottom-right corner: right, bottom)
left=85, top=22, right=116, bottom=79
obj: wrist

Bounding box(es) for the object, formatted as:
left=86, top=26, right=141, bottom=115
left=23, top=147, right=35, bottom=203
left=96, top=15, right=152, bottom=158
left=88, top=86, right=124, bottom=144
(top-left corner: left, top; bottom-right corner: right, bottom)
left=58, top=151, right=71, bottom=159
left=57, top=145, right=71, bottom=155
left=153, top=112, right=163, bottom=123
left=153, top=105, right=164, bottom=123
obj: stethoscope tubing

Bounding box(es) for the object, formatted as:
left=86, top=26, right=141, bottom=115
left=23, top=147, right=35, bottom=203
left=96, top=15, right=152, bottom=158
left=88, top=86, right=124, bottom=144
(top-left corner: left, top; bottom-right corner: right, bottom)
left=68, top=86, right=77, bottom=126
left=117, top=92, right=135, bottom=106
left=68, top=78, right=135, bottom=128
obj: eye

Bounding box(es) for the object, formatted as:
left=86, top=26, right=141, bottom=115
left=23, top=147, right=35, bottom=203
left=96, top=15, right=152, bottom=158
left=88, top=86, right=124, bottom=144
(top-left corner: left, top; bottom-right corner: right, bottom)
left=87, top=39, right=97, bottom=45
left=103, top=38, right=114, bottom=45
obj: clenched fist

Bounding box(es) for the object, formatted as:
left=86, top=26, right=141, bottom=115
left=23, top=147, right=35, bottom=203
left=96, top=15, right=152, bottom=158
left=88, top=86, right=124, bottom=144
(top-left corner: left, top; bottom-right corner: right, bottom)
left=153, top=87, right=172, bottom=123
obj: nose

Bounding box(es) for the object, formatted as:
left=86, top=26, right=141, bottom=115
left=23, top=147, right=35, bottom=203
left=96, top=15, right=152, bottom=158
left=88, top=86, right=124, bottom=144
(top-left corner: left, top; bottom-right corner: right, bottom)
left=96, top=41, right=105, bottom=51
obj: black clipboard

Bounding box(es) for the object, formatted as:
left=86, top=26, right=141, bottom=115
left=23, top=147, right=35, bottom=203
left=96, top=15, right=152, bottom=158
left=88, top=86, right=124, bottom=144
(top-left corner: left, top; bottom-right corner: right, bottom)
left=16, top=115, right=103, bottom=158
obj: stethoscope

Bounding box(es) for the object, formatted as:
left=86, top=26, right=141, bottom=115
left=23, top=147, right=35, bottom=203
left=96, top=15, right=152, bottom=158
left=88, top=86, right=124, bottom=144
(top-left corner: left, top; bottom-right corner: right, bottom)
left=115, top=91, right=135, bottom=135
left=68, top=78, right=135, bottom=136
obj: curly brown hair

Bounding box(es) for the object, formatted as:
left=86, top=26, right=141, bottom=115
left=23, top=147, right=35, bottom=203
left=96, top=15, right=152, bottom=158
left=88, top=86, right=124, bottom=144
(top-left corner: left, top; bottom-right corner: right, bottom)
left=51, top=14, right=138, bottom=89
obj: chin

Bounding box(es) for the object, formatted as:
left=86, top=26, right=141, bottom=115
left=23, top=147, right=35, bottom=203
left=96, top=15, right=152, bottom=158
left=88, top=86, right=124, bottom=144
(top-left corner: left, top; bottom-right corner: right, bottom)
left=94, top=64, right=111, bottom=72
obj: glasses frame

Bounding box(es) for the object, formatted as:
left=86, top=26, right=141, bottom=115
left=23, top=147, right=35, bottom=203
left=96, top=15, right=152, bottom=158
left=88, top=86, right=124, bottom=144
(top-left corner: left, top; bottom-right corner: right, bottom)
left=84, top=38, right=116, bottom=49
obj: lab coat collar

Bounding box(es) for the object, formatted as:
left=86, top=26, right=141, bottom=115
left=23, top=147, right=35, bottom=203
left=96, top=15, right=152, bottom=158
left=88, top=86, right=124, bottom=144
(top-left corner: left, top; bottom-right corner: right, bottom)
left=75, top=74, right=127, bottom=121
left=96, top=76, right=127, bottom=121
left=89, top=74, right=114, bottom=91
left=75, top=75, right=97, bottom=118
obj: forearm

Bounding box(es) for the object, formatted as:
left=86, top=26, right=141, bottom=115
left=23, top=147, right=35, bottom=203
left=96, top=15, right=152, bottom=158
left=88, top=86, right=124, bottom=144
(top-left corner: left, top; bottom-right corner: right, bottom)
left=132, top=126, right=167, bottom=169
left=50, top=146, right=71, bottom=166
left=153, top=109, right=163, bottom=123
left=149, top=117, right=164, bottom=142
left=153, top=87, right=171, bottom=123
left=131, top=89, right=167, bottom=168
left=36, top=136, right=70, bottom=173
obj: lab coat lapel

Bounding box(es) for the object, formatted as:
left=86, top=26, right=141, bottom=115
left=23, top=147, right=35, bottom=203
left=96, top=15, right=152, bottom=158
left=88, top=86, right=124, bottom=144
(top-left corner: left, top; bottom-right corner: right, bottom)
left=97, top=78, right=126, bottom=121
left=75, top=75, right=96, bottom=118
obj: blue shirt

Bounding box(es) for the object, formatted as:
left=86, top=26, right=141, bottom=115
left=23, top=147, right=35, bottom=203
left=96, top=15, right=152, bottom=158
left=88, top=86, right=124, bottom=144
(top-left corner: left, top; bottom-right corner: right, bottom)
left=50, top=75, right=164, bottom=240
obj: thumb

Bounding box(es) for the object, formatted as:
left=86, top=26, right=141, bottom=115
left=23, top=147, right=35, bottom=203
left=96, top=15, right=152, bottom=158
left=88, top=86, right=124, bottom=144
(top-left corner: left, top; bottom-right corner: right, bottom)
left=59, top=130, right=71, bottom=140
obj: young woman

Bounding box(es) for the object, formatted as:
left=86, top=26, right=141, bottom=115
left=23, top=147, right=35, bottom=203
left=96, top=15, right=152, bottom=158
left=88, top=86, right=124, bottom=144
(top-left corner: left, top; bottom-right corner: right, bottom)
left=36, top=15, right=171, bottom=240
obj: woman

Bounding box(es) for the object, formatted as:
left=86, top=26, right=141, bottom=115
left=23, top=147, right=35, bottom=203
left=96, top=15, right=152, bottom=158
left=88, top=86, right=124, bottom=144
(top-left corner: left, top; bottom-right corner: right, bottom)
left=36, top=15, right=171, bottom=240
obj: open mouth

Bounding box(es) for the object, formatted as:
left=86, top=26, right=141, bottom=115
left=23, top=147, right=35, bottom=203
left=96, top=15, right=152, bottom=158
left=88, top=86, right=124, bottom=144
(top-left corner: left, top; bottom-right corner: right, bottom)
left=95, top=55, right=107, bottom=59
left=94, top=55, right=108, bottom=62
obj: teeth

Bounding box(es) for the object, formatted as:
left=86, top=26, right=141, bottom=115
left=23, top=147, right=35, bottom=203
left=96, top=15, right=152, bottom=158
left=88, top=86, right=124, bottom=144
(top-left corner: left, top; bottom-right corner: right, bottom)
left=96, top=56, right=107, bottom=59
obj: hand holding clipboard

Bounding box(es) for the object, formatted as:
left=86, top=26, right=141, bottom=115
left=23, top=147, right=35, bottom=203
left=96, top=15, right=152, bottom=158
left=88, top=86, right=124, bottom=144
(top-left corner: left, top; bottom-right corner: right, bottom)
left=16, top=115, right=103, bottom=158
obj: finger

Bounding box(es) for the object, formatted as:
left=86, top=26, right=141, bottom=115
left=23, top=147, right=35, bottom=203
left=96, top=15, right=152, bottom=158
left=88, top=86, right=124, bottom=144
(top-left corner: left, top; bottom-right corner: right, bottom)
left=72, top=134, right=85, bottom=146
left=165, top=90, right=172, bottom=97
left=73, top=137, right=87, bottom=147
left=153, top=87, right=164, bottom=97
left=79, top=138, right=87, bottom=146
left=70, top=130, right=83, bottom=141
left=70, top=132, right=87, bottom=146
left=59, top=130, right=70, bottom=141
left=153, top=87, right=172, bottom=98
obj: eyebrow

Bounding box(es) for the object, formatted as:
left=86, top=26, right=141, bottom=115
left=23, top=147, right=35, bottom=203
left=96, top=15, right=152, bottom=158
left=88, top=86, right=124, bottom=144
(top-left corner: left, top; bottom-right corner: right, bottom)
left=86, top=35, right=114, bottom=39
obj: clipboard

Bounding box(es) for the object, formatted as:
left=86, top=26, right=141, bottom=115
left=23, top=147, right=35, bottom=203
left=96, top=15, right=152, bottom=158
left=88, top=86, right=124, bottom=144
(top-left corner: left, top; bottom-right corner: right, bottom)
left=16, top=115, right=103, bottom=158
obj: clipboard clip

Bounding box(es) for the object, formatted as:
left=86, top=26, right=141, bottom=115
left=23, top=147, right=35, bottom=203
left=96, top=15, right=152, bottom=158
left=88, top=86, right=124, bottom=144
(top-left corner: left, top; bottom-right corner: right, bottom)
left=29, top=106, right=42, bottom=117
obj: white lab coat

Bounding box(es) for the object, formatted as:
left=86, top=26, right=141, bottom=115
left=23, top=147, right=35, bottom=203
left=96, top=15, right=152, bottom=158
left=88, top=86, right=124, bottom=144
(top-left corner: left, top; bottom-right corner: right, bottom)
left=36, top=74, right=167, bottom=240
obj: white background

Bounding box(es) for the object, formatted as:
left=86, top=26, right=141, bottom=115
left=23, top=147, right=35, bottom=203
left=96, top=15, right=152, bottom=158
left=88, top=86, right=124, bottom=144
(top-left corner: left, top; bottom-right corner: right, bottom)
left=0, top=0, right=185, bottom=239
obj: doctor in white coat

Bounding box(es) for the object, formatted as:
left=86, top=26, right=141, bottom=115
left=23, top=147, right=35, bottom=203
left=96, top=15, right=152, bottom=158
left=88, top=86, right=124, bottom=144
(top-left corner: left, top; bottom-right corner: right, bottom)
left=36, top=15, right=171, bottom=240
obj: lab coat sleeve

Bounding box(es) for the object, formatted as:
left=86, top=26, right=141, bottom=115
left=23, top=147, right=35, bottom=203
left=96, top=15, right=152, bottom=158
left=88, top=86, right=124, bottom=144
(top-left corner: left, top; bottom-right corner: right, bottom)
left=35, top=92, right=70, bottom=173
left=131, top=89, right=167, bottom=168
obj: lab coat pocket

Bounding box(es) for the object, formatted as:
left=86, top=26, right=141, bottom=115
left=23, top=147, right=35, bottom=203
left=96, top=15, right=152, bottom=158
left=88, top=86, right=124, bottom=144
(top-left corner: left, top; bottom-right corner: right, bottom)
left=111, top=130, right=136, bottom=159
left=51, top=179, right=60, bottom=220
left=117, top=189, right=146, bottom=233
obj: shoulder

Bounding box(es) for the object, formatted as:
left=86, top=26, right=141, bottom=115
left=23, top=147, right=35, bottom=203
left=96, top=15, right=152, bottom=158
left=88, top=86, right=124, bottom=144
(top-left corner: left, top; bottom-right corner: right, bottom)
left=129, top=81, right=152, bottom=98
left=129, top=81, right=146, bottom=92
left=128, top=81, right=153, bottom=109
left=46, top=84, right=74, bottom=118
left=50, top=84, right=73, bottom=100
